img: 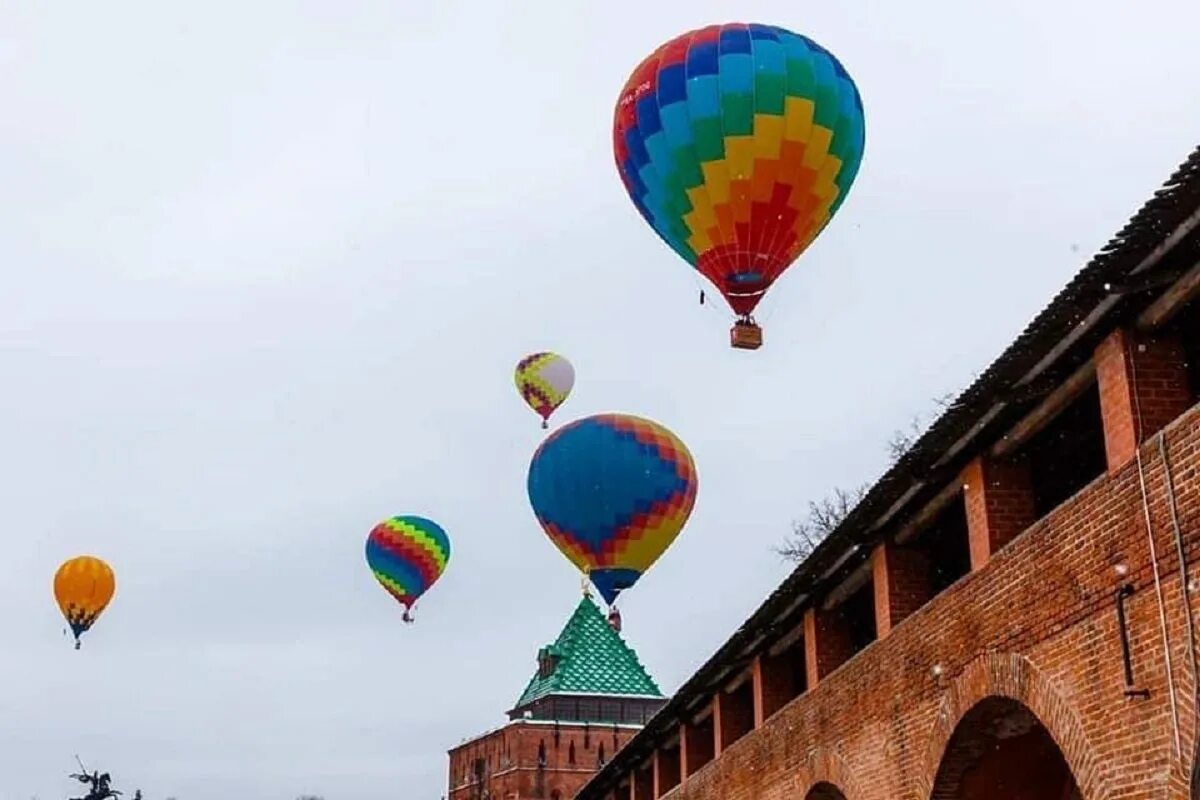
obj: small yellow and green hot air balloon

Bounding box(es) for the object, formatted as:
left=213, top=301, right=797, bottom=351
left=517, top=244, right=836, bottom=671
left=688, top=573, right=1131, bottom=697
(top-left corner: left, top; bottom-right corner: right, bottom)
left=515, top=352, right=575, bottom=429
left=54, top=556, right=116, bottom=650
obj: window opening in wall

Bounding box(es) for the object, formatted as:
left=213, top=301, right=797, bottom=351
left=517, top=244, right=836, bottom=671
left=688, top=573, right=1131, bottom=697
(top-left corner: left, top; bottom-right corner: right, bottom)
left=759, top=631, right=807, bottom=720
left=1169, top=293, right=1200, bottom=403
left=657, top=745, right=682, bottom=794
left=687, top=714, right=715, bottom=772
left=841, top=578, right=877, bottom=657
left=538, top=647, right=559, bottom=678
left=597, top=741, right=606, bottom=767
left=567, top=740, right=576, bottom=765
left=906, top=492, right=971, bottom=596
left=1021, top=381, right=1106, bottom=516
left=719, top=679, right=755, bottom=749
left=537, top=741, right=546, bottom=768
left=634, top=764, right=654, bottom=800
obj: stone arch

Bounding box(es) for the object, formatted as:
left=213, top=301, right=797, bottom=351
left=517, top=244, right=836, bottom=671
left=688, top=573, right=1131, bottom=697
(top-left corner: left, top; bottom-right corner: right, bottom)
left=806, top=783, right=849, bottom=800
left=918, top=652, right=1108, bottom=800
left=794, top=747, right=866, bottom=800
left=929, top=696, right=1082, bottom=799
left=1191, top=742, right=1199, bottom=800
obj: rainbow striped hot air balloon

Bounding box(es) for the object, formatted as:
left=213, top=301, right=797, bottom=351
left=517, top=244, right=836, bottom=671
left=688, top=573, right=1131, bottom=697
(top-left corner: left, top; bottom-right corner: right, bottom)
left=365, top=516, right=451, bottom=623
left=515, top=352, right=575, bottom=429
left=53, top=555, right=116, bottom=650
left=527, top=413, right=697, bottom=606
left=613, top=23, right=865, bottom=349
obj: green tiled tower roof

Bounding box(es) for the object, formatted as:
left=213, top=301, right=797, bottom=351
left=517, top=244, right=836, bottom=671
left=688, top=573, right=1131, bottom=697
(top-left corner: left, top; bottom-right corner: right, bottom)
left=513, top=595, right=663, bottom=710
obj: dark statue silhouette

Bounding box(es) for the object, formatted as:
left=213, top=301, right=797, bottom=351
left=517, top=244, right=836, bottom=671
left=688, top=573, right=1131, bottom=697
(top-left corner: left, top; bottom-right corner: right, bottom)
left=68, top=770, right=121, bottom=800
left=67, top=759, right=141, bottom=800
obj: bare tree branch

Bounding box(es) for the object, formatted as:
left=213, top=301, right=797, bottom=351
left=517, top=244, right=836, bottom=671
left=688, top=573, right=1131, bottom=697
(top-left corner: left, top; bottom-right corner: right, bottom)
left=885, top=415, right=924, bottom=464
left=776, top=392, right=962, bottom=563
left=775, top=484, right=867, bottom=563
left=886, top=392, right=960, bottom=464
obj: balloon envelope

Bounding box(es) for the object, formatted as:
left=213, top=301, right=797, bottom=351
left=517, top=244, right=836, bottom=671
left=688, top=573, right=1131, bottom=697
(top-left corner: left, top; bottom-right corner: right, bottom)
left=526, top=413, right=698, bottom=605
left=53, top=555, right=116, bottom=648
left=515, top=352, right=575, bottom=426
left=613, top=23, right=865, bottom=316
left=365, top=516, right=451, bottom=618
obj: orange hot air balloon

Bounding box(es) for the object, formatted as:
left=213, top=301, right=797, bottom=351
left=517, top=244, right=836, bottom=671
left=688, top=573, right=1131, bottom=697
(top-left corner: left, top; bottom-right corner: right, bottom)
left=53, top=556, right=116, bottom=650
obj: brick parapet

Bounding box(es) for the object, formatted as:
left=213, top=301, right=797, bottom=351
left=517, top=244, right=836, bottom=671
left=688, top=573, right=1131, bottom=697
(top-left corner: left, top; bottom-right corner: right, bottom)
left=647, top=400, right=1200, bottom=800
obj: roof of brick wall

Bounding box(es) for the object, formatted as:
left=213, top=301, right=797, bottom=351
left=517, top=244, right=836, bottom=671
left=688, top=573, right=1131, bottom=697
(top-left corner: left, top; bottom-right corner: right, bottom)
left=512, top=595, right=663, bottom=711
left=578, top=143, right=1200, bottom=798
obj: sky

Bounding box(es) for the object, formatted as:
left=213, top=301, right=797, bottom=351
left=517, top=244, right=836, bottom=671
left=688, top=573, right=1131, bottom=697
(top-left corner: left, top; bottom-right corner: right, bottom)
left=1, top=1, right=1198, bottom=798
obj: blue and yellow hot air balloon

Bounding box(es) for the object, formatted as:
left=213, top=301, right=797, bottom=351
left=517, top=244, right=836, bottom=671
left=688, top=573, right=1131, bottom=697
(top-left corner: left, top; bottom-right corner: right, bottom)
left=613, top=23, right=865, bottom=348
left=365, top=516, right=451, bottom=623
left=526, top=413, right=698, bottom=605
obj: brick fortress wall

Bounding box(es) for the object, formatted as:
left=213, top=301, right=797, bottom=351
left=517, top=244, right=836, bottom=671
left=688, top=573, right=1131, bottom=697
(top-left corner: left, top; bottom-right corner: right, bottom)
left=450, top=721, right=636, bottom=800
left=644, top=353, right=1199, bottom=799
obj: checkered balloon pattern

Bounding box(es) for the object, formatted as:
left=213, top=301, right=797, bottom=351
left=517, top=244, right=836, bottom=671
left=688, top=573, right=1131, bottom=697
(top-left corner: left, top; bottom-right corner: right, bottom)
left=366, top=516, right=451, bottom=615
left=614, top=23, right=865, bottom=316
left=515, top=352, right=575, bottom=426
left=526, top=413, right=698, bottom=605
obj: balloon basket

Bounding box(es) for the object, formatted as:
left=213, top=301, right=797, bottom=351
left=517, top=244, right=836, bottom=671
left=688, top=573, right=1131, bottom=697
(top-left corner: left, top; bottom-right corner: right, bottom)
left=730, top=320, right=763, bottom=350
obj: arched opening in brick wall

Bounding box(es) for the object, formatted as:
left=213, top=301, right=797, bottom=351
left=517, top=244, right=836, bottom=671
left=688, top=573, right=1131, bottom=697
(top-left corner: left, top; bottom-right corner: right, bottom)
left=805, top=782, right=848, bottom=800
left=929, top=697, right=1081, bottom=800
left=1191, top=745, right=1199, bottom=800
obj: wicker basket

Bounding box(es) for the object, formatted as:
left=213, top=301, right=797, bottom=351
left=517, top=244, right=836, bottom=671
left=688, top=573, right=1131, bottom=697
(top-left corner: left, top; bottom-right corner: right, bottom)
left=730, top=321, right=763, bottom=350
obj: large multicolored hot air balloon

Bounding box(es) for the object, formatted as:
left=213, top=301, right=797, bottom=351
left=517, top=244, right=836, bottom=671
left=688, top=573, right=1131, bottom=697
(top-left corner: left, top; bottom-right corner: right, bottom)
left=527, top=413, right=698, bottom=605
left=613, top=23, right=865, bottom=349
left=53, top=556, right=116, bottom=650
left=515, top=352, right=575, bottom=428
left=365, top=516, right=451, bottom=623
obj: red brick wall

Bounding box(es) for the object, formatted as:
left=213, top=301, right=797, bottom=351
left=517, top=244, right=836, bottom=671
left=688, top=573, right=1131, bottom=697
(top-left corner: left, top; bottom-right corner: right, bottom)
left=1095, top=329, right=1194, bottom=472
left=449, top=721, right=627, bottom=800
left=629, top=400, right=1200, bottom=800
left=873, top=540, right=932, bottom=637
left=804, top=605, right=855, bottom=686
left=962, top=455, right=1037, bottom=569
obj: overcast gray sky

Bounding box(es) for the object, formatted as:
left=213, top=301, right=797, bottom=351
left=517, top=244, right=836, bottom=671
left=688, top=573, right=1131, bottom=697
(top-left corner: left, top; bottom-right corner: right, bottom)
left=2, top=1, right=1198, bottom=798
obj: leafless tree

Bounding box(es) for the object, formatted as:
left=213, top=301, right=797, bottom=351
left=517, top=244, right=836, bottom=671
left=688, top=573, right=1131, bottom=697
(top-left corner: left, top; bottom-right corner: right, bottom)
left=885, top=415, right=924, bottom=464
left=775, top=484, right=867, bottom=562
left=886, top=392, right=957, bottom=465
left=776, top=392, right=960, bottom=563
